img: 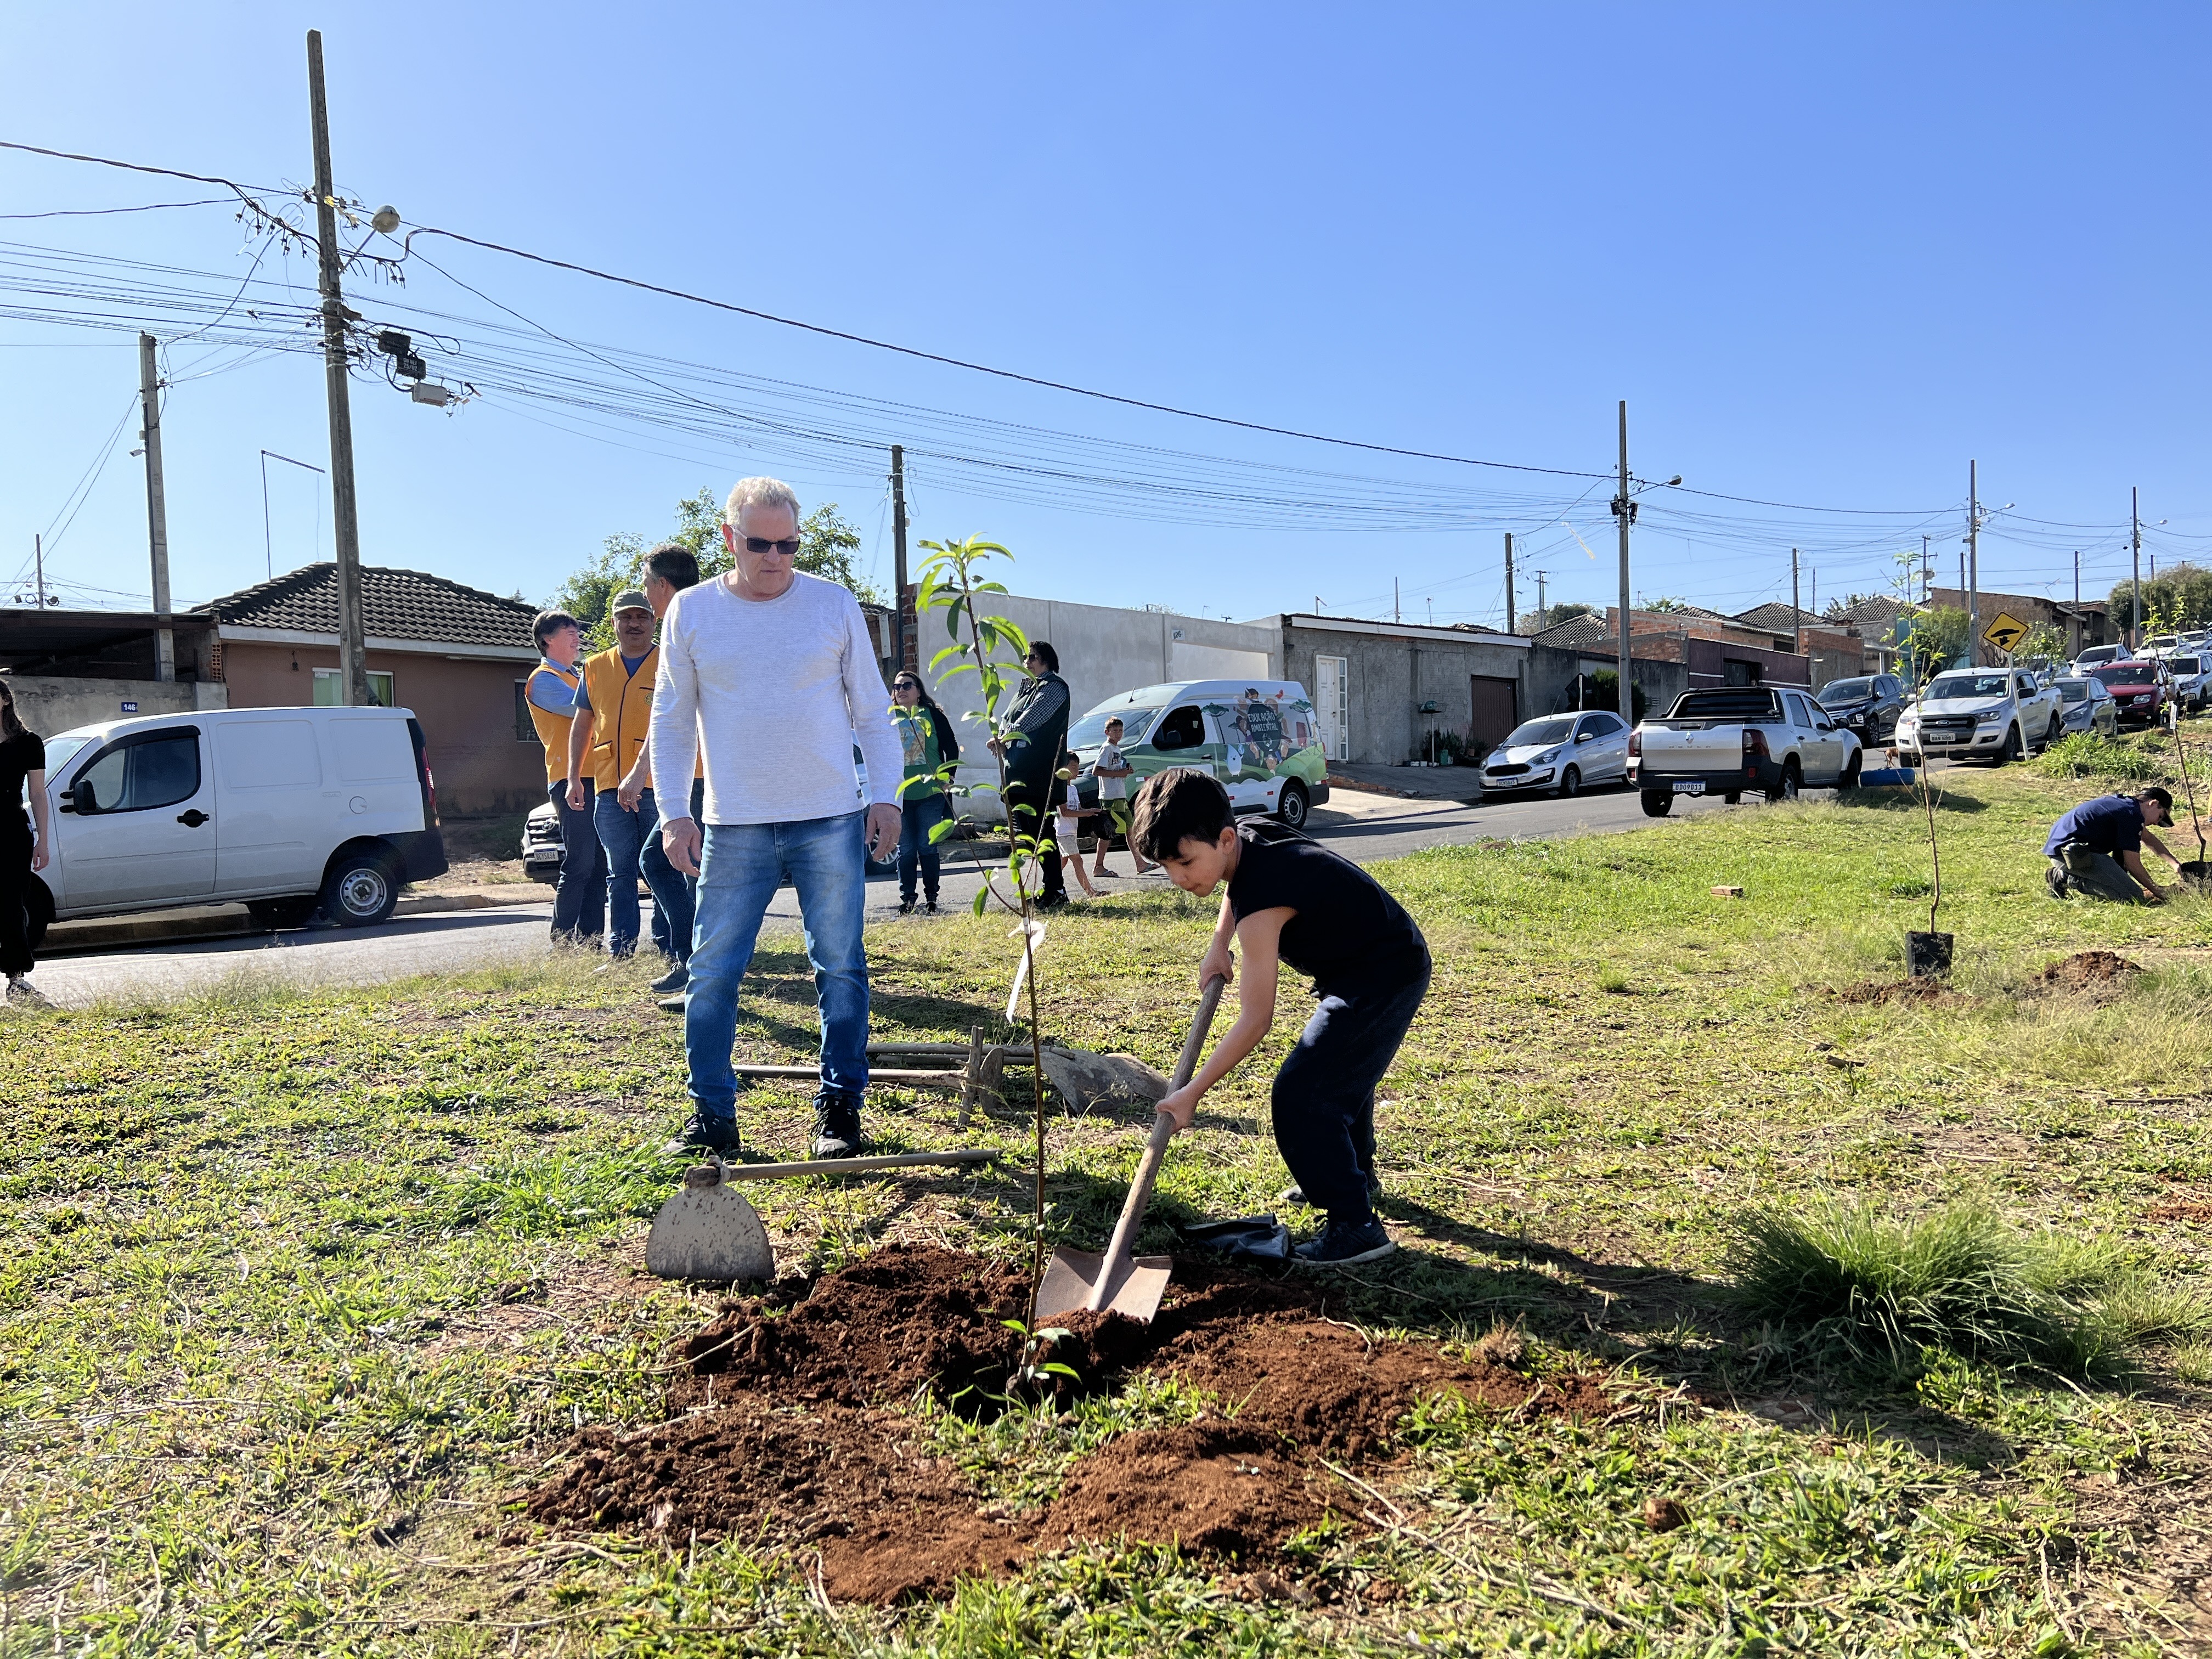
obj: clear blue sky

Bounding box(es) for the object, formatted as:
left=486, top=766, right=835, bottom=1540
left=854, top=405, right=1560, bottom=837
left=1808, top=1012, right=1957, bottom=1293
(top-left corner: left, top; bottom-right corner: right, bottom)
left=5, top=3, right=2208, bottom=629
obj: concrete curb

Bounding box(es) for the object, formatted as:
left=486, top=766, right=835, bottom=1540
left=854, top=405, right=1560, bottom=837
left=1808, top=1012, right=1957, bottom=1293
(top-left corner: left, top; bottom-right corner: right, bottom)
left=42, top=886, right=546, bottom=956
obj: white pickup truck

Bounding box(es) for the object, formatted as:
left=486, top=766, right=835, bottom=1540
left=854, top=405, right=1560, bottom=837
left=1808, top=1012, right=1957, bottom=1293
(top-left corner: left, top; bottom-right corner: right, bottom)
left=1627, top=685, right=1863, bottom=817
left=1894, top=668, right=2064, bottom=765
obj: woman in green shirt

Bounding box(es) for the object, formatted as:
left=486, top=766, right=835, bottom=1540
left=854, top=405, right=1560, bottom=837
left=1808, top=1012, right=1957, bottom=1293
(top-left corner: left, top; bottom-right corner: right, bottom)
left=890, top=672, right=962, bottom=913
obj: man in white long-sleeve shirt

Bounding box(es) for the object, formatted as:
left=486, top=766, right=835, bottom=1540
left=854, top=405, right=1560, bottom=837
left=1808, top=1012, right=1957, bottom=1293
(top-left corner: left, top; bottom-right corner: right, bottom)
left=650, top=476, right=903, bottom=1159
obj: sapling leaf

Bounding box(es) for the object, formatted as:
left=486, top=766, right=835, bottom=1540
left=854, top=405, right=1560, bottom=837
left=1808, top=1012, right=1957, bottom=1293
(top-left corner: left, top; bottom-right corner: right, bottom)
left=972, top=887, right=990, bottom=917
left=928, top=819, right=956, bottom=844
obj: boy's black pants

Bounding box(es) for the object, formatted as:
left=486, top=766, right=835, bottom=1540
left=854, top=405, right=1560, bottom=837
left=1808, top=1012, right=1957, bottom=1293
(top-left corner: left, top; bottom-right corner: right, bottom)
left=1272, top=960, right=1430, bottom=1224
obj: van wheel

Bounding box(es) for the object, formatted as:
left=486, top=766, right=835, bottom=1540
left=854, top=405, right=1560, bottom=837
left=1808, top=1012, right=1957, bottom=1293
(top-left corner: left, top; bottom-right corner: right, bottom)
left=1558, top=765, right=1582, bottom=799
left=1274, top=779, right=1311, bottom=830
left=1640, top=791, right=1673, bottom=818
left=322, top=853, right=399, bottom=927
left=248, top=896, right=322, bottom=930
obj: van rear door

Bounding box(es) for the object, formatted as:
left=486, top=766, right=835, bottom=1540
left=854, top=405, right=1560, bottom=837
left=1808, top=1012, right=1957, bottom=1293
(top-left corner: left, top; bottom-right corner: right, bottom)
left=212, top=715, right=327, bottom=896
left=49, top=724, right=216, bottom=911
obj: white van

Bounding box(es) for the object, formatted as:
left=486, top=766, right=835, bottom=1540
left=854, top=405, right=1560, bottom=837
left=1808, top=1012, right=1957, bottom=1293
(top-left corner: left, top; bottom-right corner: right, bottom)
left=26, top=705, right=448, bottom=939
left=1067, top=679, right=1332, bottom=829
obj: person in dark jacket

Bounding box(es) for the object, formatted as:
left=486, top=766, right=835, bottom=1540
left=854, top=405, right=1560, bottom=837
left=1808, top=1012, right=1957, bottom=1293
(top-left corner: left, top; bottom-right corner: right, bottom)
left=992, top=640, right=1070, bottom=906
left=890, top=670, right=962, bottom=912
left=0, top=676, right=55, bottom=1007
left=2044, top=787, right=2182, bottom=903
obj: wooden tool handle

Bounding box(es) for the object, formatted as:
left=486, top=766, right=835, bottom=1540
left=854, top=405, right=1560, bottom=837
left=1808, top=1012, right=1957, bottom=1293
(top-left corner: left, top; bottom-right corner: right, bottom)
left=1083, top=976, right=1227, bottom=1312
left=713, top=1148, right=998, bottom=1181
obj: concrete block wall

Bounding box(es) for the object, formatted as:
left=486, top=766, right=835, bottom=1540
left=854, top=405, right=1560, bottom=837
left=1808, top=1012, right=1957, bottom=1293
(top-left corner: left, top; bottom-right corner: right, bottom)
left=1273, top=620, right=1533, bottom=764
left=5, top=675, right=227, bottom=738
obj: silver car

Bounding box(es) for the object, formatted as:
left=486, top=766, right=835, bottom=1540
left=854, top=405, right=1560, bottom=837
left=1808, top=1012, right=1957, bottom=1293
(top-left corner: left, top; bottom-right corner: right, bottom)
left=1480, top=710, right=1632, bottom=798
left=2052, top=675, right=2120, bottom=738
left=2163, top=654, right=2210, bottom=715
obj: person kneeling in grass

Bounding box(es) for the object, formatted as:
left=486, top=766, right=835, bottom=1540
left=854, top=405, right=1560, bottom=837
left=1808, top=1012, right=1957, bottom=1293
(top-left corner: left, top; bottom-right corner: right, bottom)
left=1137, top=766, right=1430, bottom=1266
left=2044, top=786, right=2181, bottom=904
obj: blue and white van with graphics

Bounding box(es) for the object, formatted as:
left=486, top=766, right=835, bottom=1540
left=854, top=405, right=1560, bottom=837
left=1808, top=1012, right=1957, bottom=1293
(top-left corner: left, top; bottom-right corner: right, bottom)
left=1065, top=679, right=1331, bottom=830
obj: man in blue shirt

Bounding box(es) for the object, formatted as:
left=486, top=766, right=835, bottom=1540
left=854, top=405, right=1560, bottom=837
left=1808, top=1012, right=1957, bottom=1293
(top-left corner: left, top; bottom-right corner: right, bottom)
left=2044, top=787, right=2180, bottom=904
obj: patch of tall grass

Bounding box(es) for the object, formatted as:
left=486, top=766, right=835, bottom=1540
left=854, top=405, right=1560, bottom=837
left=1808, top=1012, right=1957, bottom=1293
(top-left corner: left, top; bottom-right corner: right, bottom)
left=1726, top=1201, right=2209, bottom=1380
left=2028, top=732, right=2163, bottom=782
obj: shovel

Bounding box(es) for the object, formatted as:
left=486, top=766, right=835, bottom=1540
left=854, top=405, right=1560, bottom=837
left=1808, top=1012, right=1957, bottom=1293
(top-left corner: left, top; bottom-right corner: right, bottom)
left=1034, top=974, right=1227, bottom=1323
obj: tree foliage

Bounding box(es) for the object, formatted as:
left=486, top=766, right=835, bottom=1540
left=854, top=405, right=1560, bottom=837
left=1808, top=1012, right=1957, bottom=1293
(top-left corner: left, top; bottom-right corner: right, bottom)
left=2107, top=562, right=2212, bottom=635
left=1903, top=606, right=1970, bottom=680
left=554, top=489, right=882, bottom=648
left=1537, top=601, right=1594, bottom=629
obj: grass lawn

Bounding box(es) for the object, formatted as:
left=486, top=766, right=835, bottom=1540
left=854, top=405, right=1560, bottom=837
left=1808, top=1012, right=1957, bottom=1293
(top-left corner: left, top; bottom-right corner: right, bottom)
left=5, top=760, right=2211, bottom=1656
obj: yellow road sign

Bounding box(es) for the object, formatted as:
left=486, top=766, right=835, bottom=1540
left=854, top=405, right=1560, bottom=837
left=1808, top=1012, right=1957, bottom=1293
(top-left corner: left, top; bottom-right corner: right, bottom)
left=1982, top=612, right=2030, bottom=654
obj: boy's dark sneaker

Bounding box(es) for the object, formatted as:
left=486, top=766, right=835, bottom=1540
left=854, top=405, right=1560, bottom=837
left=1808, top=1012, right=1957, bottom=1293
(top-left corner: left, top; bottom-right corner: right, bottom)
left=663, top=1115, right=742, bottom=1158
left=898, top=898, right=916, bottom=915
left=1293, top=1216, right=1395, bottom=1267
left=924, top=899, right=940, bottom=915
left=811, top=1093, right=865, bottom=1159
left=1279, top=1169, right=1384, bottom=1209
left=650, top=962, right=689, bottom=993
left=2045, top=864, right=2071, bottom=901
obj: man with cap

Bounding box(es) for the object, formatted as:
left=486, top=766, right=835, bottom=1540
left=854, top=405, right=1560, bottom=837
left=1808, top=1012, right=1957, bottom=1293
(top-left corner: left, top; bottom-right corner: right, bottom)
left=2044, top=787, right=2183, bottom=904
left=566, top=590, right=668, bottom=958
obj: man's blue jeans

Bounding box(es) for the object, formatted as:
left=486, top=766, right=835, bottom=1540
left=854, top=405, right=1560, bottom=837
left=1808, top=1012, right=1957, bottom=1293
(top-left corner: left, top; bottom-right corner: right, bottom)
left=685, top=811, right=870, bottom=1133
left=592, top=786, right=661, bottom=956
left=549, top=781, right=607, bottom=943
left=640, top=777, right=702, bottom=963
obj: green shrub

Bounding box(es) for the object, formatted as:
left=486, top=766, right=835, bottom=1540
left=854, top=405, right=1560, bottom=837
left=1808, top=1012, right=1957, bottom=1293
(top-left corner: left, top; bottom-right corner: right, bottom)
left=2028, top=733, right=2162, bottom=782
left=1725, top=1201, right=2206, bottom=1380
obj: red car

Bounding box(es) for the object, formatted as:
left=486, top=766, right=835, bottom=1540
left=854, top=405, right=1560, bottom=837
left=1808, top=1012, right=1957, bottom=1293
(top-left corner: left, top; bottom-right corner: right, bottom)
left=2089, top=662, right=2164, bottom=727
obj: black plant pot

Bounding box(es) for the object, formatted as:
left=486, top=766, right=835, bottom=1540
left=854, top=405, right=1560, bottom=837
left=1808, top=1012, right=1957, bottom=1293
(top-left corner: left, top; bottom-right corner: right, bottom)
left=2179, top=860, right=2212, bottom=890
left=1905, top=931, right=1954, bottom=978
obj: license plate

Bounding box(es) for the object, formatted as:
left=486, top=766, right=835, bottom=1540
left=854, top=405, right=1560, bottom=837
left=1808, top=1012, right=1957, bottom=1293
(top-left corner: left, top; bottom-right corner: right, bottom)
left=1672, top=780, right=1706, bottom=795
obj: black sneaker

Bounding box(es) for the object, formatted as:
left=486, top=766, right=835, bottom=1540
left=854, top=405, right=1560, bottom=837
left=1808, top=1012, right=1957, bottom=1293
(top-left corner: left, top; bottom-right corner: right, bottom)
left=1293, top=1216, right=1395, bottom=1267
left=811, top=1093, right=865, bottom=1159
left=898, top=898, right=916, bottom=915
left=1279, top=1169, right=1384, bottom=1209
left=663, top=1115, right=742, bottom=1158
left=924, top=899, right=940, bottom=915
left=2045, top=864, right=2071, bottom=901
left=650, top=962, right=690, bottom=993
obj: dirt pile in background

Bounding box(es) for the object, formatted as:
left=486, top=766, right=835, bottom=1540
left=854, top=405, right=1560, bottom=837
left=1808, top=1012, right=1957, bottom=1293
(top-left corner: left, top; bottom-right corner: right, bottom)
left=2035, top=951, right=2144, bottom=990
left=522, top=1244, right=1604, bottom=1602
left=1836, top=978, right=1973, bottom=1006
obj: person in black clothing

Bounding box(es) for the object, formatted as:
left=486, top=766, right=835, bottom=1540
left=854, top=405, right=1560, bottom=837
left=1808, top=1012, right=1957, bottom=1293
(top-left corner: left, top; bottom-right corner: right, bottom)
left=992, top=640, right=1070, bottom=906
left=0, top=677, right=55, bottom=1008
left=1135, top=766, right=1430, bottom=1266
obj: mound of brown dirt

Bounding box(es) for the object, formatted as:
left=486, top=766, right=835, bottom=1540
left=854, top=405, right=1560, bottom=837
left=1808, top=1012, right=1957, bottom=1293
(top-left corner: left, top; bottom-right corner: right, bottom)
left=523, top=1245, right=1602, bottom=1602
left=2035, top=950, right=2144, bottom=989
left=2147, top=1200, right=2212, bottom=1223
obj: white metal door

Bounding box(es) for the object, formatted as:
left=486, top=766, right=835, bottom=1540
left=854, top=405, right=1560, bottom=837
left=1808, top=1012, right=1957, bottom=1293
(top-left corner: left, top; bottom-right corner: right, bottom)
left=49, top=725, right=217, bottom=911
left=1315, top=656, right=1348, bottom=761
left=213, top=716, right=328, bottom=896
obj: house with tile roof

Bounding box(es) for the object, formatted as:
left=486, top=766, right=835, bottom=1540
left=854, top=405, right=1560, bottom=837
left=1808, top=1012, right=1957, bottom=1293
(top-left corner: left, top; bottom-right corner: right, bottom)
left=195, top=563, right=545, bottom=815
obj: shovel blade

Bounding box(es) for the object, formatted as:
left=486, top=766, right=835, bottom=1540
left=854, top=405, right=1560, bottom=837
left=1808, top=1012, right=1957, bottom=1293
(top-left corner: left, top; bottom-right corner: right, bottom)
left=645, top=1182, right=775, bottom=1282
left=1035, top=1246, right=1173, bottom=1323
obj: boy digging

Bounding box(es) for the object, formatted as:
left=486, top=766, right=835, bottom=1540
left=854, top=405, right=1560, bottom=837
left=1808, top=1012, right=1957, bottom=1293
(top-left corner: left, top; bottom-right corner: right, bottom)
left=1137, top=766, right=1430, bottom=1265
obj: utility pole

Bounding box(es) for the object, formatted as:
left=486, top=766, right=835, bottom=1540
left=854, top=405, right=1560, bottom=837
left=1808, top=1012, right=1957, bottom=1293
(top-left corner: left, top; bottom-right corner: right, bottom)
left=1791, top=548, right=1802, bottom=656
left=2131, top=486, right=2142, bottom=649
left=889, top=444, right=910, bottom=672
left=137, top=332, right=174, bottom=681
left=307, top=30, right=371, bottom=706
left=1610, top=400, right=1633, bottom=720
left=1922, top=534, right=1932, bottom=601
left=1395, top=577, right=1401, bottom=624
left=2074, top=549, right=2080, bottom=607
left=1503, top=532, right=1516, bottom=634
left=1966, top=460, right=1980, bottom=668
left=33, top=534, right=46, bottom=608
left=1535, top=571, right=1548, bottom=631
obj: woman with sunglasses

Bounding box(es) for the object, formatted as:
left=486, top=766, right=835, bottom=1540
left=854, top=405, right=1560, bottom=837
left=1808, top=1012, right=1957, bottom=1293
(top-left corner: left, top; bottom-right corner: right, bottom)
left=889, top=671, right=961, bottom=912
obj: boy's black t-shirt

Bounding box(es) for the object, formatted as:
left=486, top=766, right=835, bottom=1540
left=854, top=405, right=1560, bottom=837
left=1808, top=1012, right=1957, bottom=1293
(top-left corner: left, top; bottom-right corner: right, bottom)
left=1226, top=819, right=1427, bottom=995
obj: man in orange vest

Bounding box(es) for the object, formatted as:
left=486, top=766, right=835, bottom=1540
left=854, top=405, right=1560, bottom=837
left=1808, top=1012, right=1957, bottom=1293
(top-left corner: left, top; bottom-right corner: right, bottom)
left=566, top=590, right=664, bottom=958
left=525, top=610, right=605, bottom=944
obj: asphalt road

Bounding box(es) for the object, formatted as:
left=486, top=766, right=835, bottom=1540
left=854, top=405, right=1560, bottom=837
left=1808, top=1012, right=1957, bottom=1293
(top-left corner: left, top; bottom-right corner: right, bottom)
left=25, top=777, right=1758, bottom=1009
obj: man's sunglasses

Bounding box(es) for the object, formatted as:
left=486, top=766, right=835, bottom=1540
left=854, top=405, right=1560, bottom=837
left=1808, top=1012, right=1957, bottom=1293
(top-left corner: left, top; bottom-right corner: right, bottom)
left=742, top=535, right=802, bottom=556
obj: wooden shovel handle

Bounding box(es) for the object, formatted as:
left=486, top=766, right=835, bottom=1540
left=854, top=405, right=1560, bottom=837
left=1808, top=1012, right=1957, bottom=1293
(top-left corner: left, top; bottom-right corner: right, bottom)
left=1084, top=976, right=1227, bottom=1312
